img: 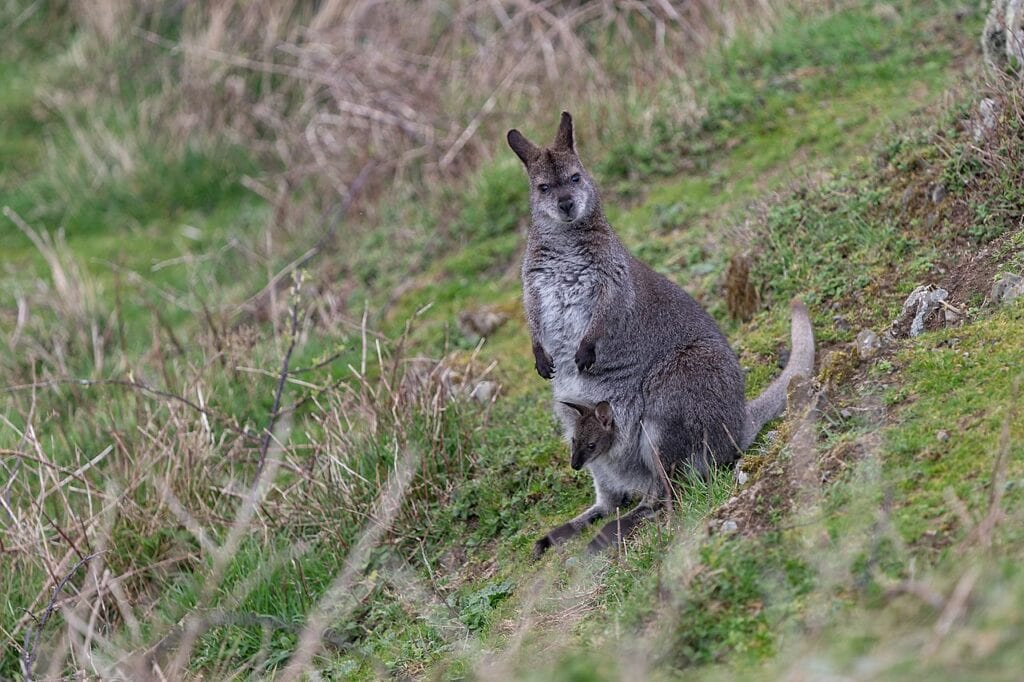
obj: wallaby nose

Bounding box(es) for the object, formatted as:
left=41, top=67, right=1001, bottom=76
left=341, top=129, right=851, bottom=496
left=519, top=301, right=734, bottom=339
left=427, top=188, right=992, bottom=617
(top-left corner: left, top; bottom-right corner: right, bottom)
left=558, top=197, right=575, bottom=216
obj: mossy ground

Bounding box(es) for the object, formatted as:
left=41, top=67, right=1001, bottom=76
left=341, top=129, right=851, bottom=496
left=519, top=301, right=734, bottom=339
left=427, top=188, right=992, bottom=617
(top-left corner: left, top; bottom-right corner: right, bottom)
left=3, top=1, right=1024, bottom=679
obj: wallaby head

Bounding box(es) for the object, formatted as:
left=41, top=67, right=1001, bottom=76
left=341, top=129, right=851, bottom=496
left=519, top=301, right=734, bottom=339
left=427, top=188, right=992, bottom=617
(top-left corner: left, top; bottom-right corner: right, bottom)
left=507, top=112, right=599, bottom=226
left=560, top=400, right=616, bottom=471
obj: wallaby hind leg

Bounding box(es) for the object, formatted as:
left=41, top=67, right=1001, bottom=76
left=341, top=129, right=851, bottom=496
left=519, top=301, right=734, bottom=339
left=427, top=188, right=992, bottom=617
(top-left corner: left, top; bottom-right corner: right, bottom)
left=532, top=504, right=605, bottom=559
left=533, top=487, right=630, bottom=559
left=586, top=495, right=664, bottom=555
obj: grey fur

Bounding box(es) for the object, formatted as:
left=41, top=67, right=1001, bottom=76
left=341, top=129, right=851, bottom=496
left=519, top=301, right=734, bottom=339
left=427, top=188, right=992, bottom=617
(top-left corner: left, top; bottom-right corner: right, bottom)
left=509, top=112, right=816, bottom=557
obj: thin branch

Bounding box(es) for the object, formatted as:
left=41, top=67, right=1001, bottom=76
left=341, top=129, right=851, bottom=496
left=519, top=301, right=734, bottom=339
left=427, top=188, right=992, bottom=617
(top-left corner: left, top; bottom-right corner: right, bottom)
left=288, top=349, right=347, bottom=375
left=258, top=279, right=304, bottom=473
left=21, top=552, right=99, bottom=681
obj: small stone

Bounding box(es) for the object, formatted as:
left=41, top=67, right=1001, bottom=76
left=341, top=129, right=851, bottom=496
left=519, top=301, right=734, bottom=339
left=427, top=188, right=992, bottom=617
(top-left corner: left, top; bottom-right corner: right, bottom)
left=855, top=329, right=881, bottom=360
left=944, top=307, right=963, bottom=326
left=840, top=408, right=853, bottom=419
left=872, top=3, right=900, bottom=23
left=777, top=345, right=791, bottom=370
left=457, top=308, right=508, bottom=339
left=735, top=470, right=749, bottom=485
left=930, top=183, right=948, bottom=204
left=720, top=520, right=739, bottom=534
left=991, top=272, right=1024, bottom=306
left=469, top=380, right=499, bottom=403
left=900, top=187, right=916, bottom=210
left=924, top=212, right=941, bottom=230
left=954, top=5, right=972, bottom=22
left=833, top=314, right=852, bottom=333
left=936, top=429, right=950, bottom=442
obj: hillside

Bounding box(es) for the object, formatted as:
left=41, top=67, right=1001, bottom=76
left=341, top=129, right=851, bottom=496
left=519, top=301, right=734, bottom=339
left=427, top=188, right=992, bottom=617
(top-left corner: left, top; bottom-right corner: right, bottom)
left=2, top=1, right=1023, bottom=679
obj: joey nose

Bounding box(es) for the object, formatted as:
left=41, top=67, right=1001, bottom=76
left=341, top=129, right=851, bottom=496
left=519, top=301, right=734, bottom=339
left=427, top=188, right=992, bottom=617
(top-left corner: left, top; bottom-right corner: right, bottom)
left=558, top=196, right=575, bottom=217
left=571, top=450, right=585, bottom=470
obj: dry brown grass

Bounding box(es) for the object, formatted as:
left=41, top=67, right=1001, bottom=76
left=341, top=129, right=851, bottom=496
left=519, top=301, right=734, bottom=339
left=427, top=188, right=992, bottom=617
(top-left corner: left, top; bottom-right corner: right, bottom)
left=61, top=0, right=794, bottom=223
left=2, top=242, right=500, bottom=676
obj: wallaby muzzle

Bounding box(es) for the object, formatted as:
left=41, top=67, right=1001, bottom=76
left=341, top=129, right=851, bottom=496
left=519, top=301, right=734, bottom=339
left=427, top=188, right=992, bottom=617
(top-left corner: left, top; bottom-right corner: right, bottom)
left=571, top=451, right=586, bottom=471
left=557, top=196, right=575, bottom=220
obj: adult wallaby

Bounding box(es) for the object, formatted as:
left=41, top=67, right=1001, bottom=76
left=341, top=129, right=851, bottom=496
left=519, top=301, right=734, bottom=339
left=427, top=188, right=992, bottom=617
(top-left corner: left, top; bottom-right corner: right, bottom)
left=508, top=112, right=815, bottom=557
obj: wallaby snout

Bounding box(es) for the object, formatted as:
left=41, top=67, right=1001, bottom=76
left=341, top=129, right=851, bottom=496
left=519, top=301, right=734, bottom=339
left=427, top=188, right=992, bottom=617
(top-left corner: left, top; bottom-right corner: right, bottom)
left=570, top=450, right=586, bottom=471
left=557, top=195, right=575, bottom=220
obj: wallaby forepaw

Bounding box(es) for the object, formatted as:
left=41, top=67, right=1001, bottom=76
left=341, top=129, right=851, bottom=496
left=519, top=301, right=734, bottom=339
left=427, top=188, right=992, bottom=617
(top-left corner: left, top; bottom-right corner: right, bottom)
left=533, top=345, right=555, bottom=380
left=531, top=536, right=553, bottom=560
left=574, top=341, right=596, bottom=373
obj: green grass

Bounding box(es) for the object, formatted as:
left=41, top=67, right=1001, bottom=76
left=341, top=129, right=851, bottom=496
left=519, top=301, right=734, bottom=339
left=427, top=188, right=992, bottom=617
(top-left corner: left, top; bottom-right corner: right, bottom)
left=6, top=0, right=1024, bottom=679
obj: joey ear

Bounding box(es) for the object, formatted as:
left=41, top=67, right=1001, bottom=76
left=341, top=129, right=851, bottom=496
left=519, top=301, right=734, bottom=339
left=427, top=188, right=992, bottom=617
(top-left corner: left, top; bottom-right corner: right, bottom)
left=594, top=401, right=614, bottom=430
left=507, top=129, right=538, bottom=167
left=559, top=401, right=588, bottom=417
left=553, top=111, right=574, bottom=151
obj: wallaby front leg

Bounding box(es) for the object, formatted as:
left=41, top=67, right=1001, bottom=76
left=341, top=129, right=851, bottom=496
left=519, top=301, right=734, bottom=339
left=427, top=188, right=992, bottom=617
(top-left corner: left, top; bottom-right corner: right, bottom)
left=532, top=503, right=607, bottom=559
left=523, top=281, right=554, bottom=379
left=574, top=283, right=615, bottom=373
left=586, top=497, right=664, bottom=555
left=533, top=342, right=555, bottom=380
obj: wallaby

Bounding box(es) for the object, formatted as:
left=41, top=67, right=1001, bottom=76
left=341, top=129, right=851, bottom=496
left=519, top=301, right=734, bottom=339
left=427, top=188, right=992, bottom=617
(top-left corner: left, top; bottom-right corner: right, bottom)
left=561, top=401, right=616, bottom=472
left=507, top=112, right=816, bottom=557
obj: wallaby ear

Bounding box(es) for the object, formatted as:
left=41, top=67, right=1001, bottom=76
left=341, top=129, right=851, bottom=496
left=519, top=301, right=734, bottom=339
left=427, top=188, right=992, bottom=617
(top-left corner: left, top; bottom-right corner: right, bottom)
left=553, top=111, right=574, bottom=151
left=507, top=129, right=538, bottom=167
left=594, top=401, right=614, bottom=430
left=559, top=401, right=588, bottom=417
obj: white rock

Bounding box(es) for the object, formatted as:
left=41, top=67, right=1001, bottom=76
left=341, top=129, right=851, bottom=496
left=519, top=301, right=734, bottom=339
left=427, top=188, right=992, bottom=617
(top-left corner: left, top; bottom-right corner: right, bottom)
left=972, top=98, right=1000, bottom=143
left=892, top=285, right=948, bottom=337
left=991, top=272, right=1024, bottom=305
left=856, top=329, right=881, bottom=359
left=470, top=380, right=499, bottom=403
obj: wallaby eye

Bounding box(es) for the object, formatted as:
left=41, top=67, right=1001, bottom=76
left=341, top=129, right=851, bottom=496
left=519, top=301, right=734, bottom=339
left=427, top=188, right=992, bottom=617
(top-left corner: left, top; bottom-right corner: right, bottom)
left=587, top=442, right=596, bottom=451
left=538, top=183, right=550, bottom=193
left=571, top=173, right=581, bottom=183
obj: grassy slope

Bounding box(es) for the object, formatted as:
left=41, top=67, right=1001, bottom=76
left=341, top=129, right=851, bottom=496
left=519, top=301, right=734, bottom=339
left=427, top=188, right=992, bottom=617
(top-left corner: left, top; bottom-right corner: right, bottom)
left=3, top=1, right=1024, bottom=679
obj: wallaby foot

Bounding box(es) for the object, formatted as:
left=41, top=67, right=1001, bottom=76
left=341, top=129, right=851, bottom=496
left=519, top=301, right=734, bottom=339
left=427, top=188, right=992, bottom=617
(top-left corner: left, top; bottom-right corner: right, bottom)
left=532, top=522, right=581, bottom=559
left=574, top=339, right=596, bottom=373
left=585, top=500, right=662, bottom=555
left=533, top=343, right=555, bottom=379
left=532, top=503, right=609, bottom=559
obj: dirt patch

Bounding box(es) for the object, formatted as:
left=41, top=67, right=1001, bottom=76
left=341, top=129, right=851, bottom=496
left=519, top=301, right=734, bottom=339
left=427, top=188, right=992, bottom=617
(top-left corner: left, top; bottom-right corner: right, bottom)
left=939, top=226, right=1019, bottom=307
left=711, top=353, right=896, bottom=539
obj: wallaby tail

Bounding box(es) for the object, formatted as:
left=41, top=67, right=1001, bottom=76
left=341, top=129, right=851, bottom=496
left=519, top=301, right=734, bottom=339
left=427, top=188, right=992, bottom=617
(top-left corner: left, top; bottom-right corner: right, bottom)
left=740, top=298, right=815, bottom=450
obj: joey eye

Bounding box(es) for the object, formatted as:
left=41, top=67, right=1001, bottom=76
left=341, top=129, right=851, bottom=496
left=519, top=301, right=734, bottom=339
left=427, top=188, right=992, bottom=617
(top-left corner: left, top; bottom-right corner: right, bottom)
left=587, top=442, right=596, bottom=451
left=571, top=173, right=581, bottom=183
left=538, top=184, right=550, bottom=193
